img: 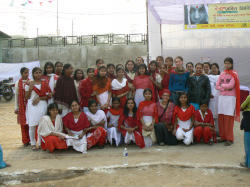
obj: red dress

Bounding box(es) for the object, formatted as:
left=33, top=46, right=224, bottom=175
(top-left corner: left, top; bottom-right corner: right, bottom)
left=79, top=77, right=95, bottom=108
left=158, top=73, right=170, bottom=99
left=118, top=114, right=145, bottom=148
left=17, top=78, right=30, bottom=144
left=194, top=109, right=216, bottom=143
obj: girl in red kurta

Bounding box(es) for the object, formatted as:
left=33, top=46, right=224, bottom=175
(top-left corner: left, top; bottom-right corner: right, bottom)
left=14, top=67, right=30, bottom=146
left=133, top=63, right=156, bottom=107
left=118, top=98, right=145, bottom=148
left=158, top=64, right=170, bottom=99
left=137, top=89, right=158, bottom=147
left=148, top=61, right=161, bottom=102
left=63, top=101, right=91, bottom=153
left=111, top=68, right=129, bottom=108
left=194, top=103, right=216, bottom=145
left=92, top=66, right=112, bottom=111
left=38, top=103, right=67, bottom=153
left=79, top=68, right=96, bottom=113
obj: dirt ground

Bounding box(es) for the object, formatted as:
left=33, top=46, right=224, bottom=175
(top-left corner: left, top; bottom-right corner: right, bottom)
left=0, top=99, right=249, bottom=186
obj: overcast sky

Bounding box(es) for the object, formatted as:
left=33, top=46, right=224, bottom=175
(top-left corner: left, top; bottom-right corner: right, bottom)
left=0, top=0, right=147, bottom=37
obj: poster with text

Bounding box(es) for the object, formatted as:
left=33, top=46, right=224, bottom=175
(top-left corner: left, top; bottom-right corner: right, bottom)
left=184, top=3, right=250, bottom=30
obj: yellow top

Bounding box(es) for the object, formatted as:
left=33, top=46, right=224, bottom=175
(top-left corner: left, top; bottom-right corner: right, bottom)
left=241, top=95, right=250, bottom=112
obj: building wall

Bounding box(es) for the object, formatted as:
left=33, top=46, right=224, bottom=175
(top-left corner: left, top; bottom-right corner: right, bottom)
left=2, top=45, right=147, bottom=69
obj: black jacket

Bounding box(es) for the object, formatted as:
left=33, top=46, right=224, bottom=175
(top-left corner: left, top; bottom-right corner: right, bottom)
left=188, top=75, right=211, bottom=105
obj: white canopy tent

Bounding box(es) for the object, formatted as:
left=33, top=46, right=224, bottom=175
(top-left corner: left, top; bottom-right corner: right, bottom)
left=147, top=0, right=250, bottom=88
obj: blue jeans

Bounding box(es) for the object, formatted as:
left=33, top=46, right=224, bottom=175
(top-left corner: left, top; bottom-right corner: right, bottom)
left=244, top=132, right=250, bottom=168
left=0, top=144, right=7, bottom=169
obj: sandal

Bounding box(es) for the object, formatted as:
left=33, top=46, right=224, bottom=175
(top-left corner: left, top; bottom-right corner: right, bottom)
left=217, top=139, right=225, bottom=143
left=208, top=141, right=213, bottom=145
left=31, top=145, right=38, bottom=151
left=224, top=141, right=233, bottom=146
left=240, top=162, right=247, bottom=168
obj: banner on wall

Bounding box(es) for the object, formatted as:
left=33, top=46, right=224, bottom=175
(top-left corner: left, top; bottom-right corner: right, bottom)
left=184, top=2, right=250, bottom=30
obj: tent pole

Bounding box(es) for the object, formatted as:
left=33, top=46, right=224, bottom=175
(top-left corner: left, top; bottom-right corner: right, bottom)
left=160, top=23, right=163, bottom=57
left=146, top=0, right=149, bottom=64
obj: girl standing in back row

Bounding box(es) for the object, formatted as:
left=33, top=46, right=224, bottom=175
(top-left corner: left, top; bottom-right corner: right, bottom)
left=54, top=64, right=78, bottom=117
left=15, top=67, right=30, bottom=146
left=25, top=67, right=51, bottom=150
left=216, top=57, right=240, bottom=146
left=93, top=66, right=112, bottom=112
left=42, top=62, right=58, bottom=104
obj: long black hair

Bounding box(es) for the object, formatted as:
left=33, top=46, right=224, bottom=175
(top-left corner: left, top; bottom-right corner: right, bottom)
left=224, top=57, right=234, bottom=69
left=55, top=61, right=63, bottom=67
left=43, top=61, right=55, bottom=75
left=177, top=92, right=190, bottom=107
left=47, top=103, right=59, bottom=116
left=125, top=60, right=136, bottom=73
left=211, top=63, right=220, bottom=75
left=88, top=99, right=98, bottom=110
left=61, top=64, right=72, bottom=76
left=97, top=66, right=107, bottom=77
left=123, top=98, right=137, bottom=118
left=73, top=69, right=84, bottom=80
left=138, top=63, right=150, bottom=75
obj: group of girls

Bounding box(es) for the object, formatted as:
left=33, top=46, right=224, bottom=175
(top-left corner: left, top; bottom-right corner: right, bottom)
left=14, top=56, right=241, bottom=155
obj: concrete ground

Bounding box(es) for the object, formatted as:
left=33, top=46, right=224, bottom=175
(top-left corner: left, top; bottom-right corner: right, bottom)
left=0, top=99, right=249, bottom=186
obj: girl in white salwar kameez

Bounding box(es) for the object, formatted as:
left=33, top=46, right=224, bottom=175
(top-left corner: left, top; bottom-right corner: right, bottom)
left=208, top=63, right=220, bottom=136
left=63, top=101, right=91, bottom=153
left=173, top=93, right=195, bottom=146
left=106, top=98, right=123, bottom=146
left=25, top=67, right=51, bottom=150
left=92, top=66, right=112, bottom=112
left=42, top=62, right=58, bottom=105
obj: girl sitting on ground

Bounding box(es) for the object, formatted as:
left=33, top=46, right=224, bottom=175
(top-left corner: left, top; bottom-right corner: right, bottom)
left=85, top=100, right=107, bottom=149
left=38, top=103, right=67, bottom=153
left=194, top=103, right=216, bottom=145
left=137, top=89, right=158, bottom=147
left=63, top=101, right=91, bottom=153
left=106, top=97, right=123, bottom=146
left=172, top=92, right=195, bottom=146
left=118, top=98, right=145, bottom=148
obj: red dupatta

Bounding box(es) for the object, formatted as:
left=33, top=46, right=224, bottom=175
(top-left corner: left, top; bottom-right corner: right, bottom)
left=63, top=112, right=90, bottom=131
left=133, top=75, right=156, bottom=102
left=18, top=78, right=29, bottom=126
left=137, top=100, right=158, bottom=123
left=33, top=80, right=52, bottom=97
left=118, top=114, right=145, bottom=148
left=173, top=105, right=195, bottom=126
left=224, top=69, right=241, bottom=122
left=158, top=73, right=170, bottom=98
left=109, top=108, right=123, bottom=116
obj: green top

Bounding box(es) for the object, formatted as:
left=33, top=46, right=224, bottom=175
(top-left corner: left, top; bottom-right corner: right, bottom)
left=241, top=95, right=250, bottom=112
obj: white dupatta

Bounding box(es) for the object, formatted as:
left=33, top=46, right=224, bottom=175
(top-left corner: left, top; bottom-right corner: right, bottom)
left=38, top=114, right=66, bottom=137
left=111, top=78, right=127, bottom=90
